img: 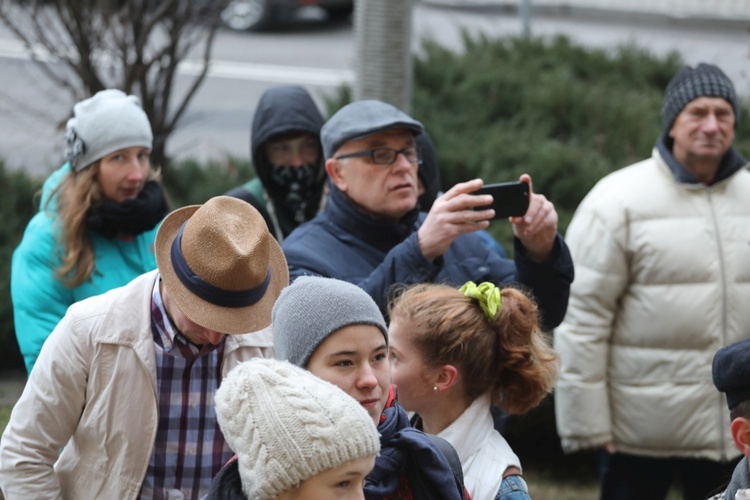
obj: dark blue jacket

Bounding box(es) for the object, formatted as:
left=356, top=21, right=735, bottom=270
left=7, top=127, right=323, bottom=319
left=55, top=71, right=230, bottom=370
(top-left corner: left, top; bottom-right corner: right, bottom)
left=282, top=186, right=574, bottom=330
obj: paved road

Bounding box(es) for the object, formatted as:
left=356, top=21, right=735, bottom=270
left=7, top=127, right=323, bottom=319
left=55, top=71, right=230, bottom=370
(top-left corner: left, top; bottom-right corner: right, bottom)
left=0, top=2, right=748, bottom=175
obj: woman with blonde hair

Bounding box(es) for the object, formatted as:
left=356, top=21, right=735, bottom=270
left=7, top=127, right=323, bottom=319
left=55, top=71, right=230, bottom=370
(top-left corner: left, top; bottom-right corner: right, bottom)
left=11, top=89, right=169, bottom=374
left=388, top=281, right=559, bottom=500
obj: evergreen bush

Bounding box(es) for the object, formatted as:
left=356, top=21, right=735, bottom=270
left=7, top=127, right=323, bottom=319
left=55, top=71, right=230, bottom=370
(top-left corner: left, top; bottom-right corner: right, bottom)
left=161, top=157, right=255, bottom=208
left=410, top=33, right=750, bottom=478
left=411, top=33, right=750, bottom=249
left=326, top=34, right=750, bottom=249
left=324, top=33, right=750, bottom=476
left=0, top=162, right=43, bottom=369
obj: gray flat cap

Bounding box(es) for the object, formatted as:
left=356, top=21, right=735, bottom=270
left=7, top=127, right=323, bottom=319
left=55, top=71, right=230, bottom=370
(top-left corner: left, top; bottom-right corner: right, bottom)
left=321, top=100, right=424, bottom=159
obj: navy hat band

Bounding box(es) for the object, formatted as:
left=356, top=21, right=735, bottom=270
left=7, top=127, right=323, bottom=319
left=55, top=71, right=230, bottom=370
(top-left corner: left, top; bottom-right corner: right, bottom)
left=170, top=222, right=271, bottom=308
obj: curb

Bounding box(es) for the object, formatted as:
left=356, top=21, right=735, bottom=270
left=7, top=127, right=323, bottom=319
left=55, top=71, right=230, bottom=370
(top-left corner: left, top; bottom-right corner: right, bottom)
left=419, top=0, right=750, bottom=29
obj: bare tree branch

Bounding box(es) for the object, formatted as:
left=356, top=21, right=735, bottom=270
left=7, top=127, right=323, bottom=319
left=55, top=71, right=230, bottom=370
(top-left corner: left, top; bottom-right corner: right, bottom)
left=0, top=0, right=230, bottom=167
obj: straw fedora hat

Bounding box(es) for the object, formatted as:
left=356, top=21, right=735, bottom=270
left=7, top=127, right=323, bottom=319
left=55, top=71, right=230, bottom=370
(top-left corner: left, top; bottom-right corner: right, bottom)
left=155, top=196, right=289, bottom=334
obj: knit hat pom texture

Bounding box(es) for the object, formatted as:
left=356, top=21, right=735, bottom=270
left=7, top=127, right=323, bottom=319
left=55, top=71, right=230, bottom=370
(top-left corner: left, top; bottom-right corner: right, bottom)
left=215, top=359, right=381, bottom=500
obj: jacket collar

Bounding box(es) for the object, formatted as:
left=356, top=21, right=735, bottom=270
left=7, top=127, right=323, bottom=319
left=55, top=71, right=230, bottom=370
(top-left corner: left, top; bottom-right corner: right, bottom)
left=724, top=456, right=750, bottom=499
left=326, top=185, right=420, bottom=251
left=95, top=270, right=274, bottom=393
left=655, top=133, right=747, bottom=185
left=437, top=393, right=495, bottom=464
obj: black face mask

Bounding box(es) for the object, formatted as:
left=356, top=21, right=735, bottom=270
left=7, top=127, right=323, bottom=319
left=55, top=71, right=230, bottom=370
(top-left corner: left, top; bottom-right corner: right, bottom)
left=268, top=163, right=319, bottom=223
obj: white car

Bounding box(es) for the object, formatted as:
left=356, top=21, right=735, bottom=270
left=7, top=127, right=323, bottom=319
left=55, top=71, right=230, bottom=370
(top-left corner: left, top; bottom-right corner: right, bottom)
left=220, top=0, right=353, bottom=31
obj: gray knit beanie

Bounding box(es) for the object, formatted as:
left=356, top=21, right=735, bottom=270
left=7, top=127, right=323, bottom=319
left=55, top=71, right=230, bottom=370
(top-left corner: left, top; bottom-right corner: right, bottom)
left=272, top=276, right=388, bottom=368
left=662, top=63, right=738, bottom=132
left=65, top=89, right=153, bottom=172
left=215, top=358, right=381, bottom=500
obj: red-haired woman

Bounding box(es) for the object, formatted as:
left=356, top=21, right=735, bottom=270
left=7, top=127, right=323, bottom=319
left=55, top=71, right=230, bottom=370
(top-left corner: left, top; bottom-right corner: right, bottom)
left=388, top=281, right=558, bottom=500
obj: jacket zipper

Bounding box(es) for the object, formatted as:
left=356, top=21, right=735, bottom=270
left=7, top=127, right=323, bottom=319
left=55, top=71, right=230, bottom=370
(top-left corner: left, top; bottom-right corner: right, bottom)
left=707, top=186, right=729, bottom=461
left=132, top=353, right=160, bottom=500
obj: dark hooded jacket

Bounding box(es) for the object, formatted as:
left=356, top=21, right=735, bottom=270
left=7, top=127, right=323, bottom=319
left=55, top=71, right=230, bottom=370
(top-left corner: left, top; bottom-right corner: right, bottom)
left=415, top=132, right=441, bottom=212
left=225, top=85, right=327, bottom=241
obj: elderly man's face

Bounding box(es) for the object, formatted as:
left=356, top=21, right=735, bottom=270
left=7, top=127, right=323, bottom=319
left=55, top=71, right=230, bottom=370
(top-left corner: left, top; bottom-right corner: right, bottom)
left=669, top=97, right=735, bottom=175
left=327, top=128, right=419, bottom=221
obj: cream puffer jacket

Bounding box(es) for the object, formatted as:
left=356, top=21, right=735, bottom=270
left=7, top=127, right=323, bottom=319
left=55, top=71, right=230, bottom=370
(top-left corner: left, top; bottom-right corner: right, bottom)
left=555, top=148, right=750, bottom=461
left=0, top=270, right=274, bottom=499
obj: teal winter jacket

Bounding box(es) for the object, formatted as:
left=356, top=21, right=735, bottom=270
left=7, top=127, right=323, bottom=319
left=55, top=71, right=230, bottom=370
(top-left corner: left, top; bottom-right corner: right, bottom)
left=11, top=164, right=161, bottom=374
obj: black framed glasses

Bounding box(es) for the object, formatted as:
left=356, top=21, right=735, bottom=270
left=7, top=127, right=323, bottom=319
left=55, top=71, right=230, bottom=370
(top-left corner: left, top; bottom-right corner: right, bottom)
left=335, top=147, right=422, bottom=165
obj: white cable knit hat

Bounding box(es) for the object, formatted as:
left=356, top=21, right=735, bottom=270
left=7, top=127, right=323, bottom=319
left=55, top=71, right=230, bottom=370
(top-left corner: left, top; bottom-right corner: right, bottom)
left=215, top=358, right=381, bottom=500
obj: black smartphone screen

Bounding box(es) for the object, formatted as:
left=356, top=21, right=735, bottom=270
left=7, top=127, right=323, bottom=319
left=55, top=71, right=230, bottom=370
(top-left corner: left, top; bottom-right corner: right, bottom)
left=473, top=181, right=530, bottom=220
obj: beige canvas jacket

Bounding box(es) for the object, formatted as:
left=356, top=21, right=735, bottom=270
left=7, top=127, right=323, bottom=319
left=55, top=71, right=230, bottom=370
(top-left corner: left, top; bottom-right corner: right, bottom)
left=555, top=148, right=750, bottom=461
left=0, top=270, right=274, bottom=499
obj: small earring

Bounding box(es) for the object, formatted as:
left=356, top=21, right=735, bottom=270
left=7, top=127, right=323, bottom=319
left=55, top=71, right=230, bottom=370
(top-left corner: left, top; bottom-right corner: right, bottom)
left=433, top=386, right=438, bottom=393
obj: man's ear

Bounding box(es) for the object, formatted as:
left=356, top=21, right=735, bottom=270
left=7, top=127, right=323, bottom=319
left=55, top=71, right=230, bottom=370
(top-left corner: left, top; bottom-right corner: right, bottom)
left=434, top=365, right=459, bottom=393
left=730, top=417, right=750, bottom=455
left=325, top=158, right=347, bottom=192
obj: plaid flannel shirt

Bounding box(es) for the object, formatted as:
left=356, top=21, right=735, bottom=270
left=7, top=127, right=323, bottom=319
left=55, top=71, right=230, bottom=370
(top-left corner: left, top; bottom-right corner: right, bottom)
left=139, top=276, right=233, bottom=499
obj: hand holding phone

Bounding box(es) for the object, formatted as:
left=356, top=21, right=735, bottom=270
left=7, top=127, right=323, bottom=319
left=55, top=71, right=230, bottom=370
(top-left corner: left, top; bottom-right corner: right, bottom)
left=473, top=181, right=530, bottom=220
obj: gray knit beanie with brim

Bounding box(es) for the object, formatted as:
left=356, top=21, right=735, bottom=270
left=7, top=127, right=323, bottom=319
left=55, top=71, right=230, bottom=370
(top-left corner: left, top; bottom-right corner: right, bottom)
left=272, top=276, right=388, bottom=368
left=662, top=63, right=738, bottom=133
left=65, top=89, right=153, bottom=172
left=215, top=358, right=381, bottom=500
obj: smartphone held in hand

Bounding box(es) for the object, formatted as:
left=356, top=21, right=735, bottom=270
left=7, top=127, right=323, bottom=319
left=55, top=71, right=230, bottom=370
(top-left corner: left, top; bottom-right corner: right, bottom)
left=474, top=181, right=530, bottom=220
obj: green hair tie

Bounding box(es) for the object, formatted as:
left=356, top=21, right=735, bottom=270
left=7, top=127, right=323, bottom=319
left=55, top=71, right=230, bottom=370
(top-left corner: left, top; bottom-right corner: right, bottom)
left=459, top=281, right=502, bottom=321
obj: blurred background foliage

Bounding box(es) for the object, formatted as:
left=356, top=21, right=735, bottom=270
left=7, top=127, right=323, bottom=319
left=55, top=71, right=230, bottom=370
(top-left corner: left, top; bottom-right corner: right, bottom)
left=4, top=32, right=750, bottom=372
left=411, top=33, right=750, bottom=249
left=0, top=163, right=41, bottom=371
left=2, top=33, right=748, bottom=493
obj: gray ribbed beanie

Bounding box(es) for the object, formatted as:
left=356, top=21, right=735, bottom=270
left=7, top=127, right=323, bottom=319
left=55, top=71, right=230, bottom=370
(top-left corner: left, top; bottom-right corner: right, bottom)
left=662, top=63, right=738, bottom=132
left=65, top=89, right=153, bottom=172
left=272, top=276, right=388, bottom=367
left=215, top=358, right=380, bottom=500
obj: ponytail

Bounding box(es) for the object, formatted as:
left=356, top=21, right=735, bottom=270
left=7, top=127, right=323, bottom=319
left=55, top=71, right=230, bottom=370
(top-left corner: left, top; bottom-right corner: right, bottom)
left=388, top=283, right=558, bottom=415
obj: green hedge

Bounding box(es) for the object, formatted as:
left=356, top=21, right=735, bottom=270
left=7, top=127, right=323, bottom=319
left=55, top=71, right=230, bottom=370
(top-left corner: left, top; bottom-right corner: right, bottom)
left=353, top=33, right=750, bottom=474
left=412, top=34, right=750, bottom=249
left=3, top=33, right=750, bottom=378
left=160, top=157, right=255, bottom=208
left=0, top=162, right=43, bottom=369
